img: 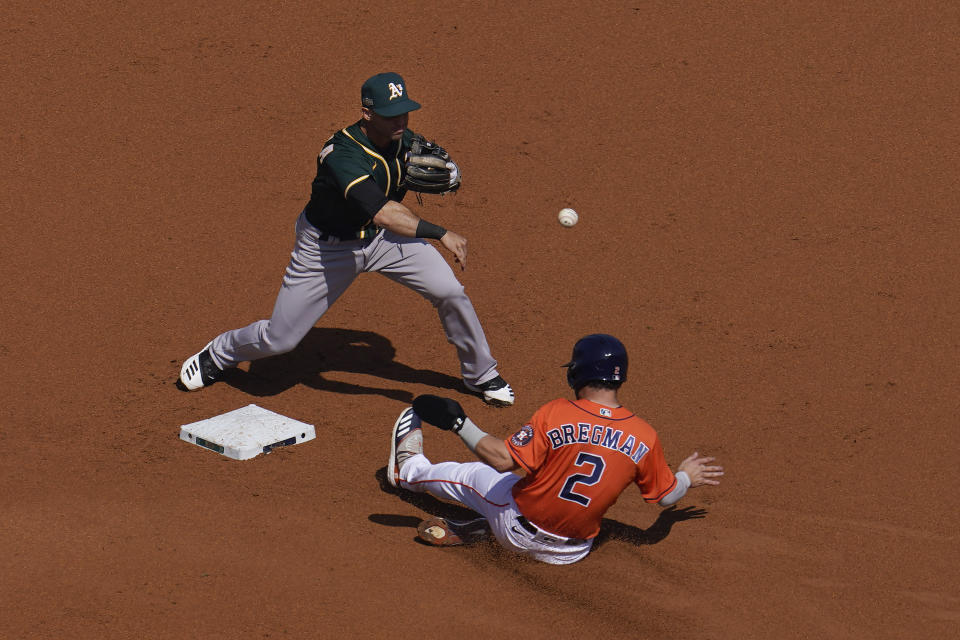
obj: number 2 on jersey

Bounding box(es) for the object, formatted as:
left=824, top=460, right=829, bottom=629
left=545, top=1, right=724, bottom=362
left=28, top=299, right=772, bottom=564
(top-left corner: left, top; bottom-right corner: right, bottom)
left=558, top=453, right=606, bottom=506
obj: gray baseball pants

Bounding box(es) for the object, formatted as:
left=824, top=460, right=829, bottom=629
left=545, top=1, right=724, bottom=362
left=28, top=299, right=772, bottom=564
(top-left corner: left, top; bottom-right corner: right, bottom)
left=207, top=211, right=499, bottom=385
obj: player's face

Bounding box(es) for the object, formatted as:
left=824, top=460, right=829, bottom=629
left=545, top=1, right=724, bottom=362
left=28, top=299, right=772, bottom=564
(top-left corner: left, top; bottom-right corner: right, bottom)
left=364, top=109, right=408, bottom=146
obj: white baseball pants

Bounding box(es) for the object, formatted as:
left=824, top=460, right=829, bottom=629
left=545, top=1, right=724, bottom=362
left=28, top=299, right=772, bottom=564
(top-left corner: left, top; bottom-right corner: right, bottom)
left=398, top=453, right=593, bottom=565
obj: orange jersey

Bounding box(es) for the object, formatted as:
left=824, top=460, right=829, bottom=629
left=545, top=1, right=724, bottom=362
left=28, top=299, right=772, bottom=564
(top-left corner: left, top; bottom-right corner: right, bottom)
left=506, top=398, right=677, bottom=540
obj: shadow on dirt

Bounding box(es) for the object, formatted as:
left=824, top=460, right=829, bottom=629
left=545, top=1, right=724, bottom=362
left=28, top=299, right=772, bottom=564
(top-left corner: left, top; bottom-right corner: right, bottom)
left=216, top=327, right=465, bottom=400
left=593, top=506, right=709, bottom=550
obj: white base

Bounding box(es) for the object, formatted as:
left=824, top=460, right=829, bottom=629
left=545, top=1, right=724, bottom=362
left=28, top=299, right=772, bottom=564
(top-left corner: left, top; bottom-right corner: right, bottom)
left=179, top=404, right=316, bottom=460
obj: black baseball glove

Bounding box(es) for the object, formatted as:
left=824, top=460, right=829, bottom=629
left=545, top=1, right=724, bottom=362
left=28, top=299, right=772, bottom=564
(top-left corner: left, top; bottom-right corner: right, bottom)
left=402, top=135, right=461, bottom=194
left=412, top=395, right=467, bottom=432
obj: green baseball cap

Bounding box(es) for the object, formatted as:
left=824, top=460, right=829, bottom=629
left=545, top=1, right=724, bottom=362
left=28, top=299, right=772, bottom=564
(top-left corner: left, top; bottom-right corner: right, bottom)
left=361, top=72, right=421, bottom=117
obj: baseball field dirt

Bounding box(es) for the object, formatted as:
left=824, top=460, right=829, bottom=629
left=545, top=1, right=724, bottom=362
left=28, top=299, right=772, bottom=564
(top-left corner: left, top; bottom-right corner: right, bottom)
left=2, top=2, right=958, bottom=638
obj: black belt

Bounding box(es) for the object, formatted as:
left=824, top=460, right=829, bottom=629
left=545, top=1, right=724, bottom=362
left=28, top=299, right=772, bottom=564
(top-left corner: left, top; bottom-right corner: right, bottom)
left=317, top=225, right=381, bottom=242
left=516, top=515, right=586, bottom=546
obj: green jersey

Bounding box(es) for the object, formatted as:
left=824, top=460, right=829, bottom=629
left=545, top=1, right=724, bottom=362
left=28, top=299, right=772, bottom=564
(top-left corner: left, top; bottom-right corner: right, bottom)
left=304, top=121, right=415, bottom=235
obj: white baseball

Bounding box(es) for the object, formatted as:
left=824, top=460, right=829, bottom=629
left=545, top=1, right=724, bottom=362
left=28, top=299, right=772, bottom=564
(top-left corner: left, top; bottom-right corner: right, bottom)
left=558, top=208, right=578, bottom=227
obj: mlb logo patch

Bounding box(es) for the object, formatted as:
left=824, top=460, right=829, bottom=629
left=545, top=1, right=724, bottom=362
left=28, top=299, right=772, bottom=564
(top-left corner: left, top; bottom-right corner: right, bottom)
left=600, top=408, right=612, bottom=418
left=510, top=424, right=534, bottom=447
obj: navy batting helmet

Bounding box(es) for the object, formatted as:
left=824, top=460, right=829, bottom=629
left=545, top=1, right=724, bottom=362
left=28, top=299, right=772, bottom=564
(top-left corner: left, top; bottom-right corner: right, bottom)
left=562, top=334, right=628, bottom=390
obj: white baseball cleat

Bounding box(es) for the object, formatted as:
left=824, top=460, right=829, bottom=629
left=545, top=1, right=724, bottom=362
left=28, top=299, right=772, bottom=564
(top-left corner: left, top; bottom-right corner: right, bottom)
left=464, top=375, right=515, bottom=407
left=388, top=407, right=423, bottom=488
left=179, top=343, right=223, bottom=391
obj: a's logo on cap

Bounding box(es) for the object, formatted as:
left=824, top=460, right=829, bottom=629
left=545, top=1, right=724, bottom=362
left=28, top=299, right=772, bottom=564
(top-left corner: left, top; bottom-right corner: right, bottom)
left=388, top=82, right=404, bottom=100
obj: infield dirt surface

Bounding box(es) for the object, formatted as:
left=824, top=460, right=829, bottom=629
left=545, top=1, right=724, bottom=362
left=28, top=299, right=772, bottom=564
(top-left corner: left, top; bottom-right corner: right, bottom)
left=2, top=2, right=958, bottom=638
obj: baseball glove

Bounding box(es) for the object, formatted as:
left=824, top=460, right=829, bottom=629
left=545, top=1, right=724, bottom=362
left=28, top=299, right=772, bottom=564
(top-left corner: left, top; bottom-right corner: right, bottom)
left=402, top=135, right=461, bottom=194
left=412, top=394, right=466, bottom=431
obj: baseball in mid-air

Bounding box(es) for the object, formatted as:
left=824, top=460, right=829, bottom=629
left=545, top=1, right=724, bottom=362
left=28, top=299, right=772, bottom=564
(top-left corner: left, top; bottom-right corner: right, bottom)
left=558, top=208, right=578, bottom=227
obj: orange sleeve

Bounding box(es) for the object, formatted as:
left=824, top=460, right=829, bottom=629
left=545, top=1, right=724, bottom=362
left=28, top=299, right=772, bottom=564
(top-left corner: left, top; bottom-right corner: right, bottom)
left=637, top=436, right=678, bottom=502
left=505, top=404, right=554, bottom=473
